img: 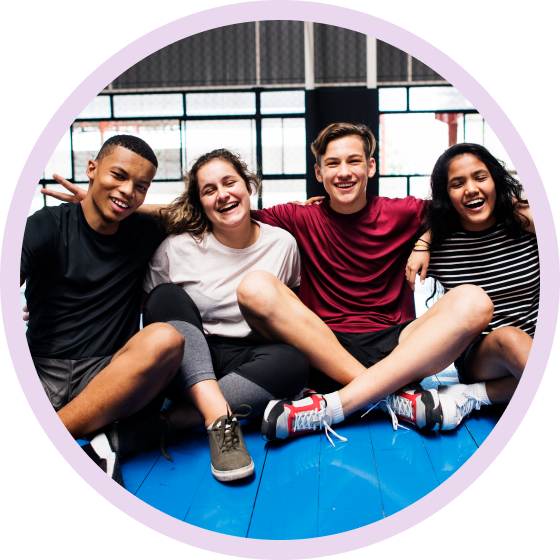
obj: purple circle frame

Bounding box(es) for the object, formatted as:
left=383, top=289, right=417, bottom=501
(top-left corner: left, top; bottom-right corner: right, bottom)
left=2, top=1, right=557, bottom=557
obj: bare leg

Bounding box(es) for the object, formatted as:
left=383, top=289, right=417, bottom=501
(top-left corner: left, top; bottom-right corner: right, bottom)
left=239, top=272, right=493, bottom=418
left=170, top=380, right=230, bottom=429
left=462, top=326, right=531, bottom=404
left=237, top=271, right=366, bottom=384
left=58, top=323, right=184, bottom=438
left=337, top=285, right=493, bottom=415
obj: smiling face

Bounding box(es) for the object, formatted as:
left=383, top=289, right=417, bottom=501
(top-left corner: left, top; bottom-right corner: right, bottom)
left=315, top=135, right=376, bottom=214
left=446, top=153, right=497, bottom=231
left=83, top=145, right=156, bottom=234
left=197, top=158, right=252, bottom=233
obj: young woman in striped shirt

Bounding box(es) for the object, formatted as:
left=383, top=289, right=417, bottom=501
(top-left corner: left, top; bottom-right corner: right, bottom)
left=406, top=143, right=537, bottom=407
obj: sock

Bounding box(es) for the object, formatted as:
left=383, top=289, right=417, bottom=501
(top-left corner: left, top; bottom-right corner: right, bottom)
left=167, top=320, right=216, bottom=396
left=324, top=391, right=345, bottom=424
left=467, top=382, right=492, bottom=405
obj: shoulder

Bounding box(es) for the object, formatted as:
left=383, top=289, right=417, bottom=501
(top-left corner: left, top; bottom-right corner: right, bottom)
left=372, top=196, right=426, bottom=224
left=25, top=203, right=72, bottom=236
left=259, top=221, right=298, bottom=246
left=125, top=212, right=166, bottom=245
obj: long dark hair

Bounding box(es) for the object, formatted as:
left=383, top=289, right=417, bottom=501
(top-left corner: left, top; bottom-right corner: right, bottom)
left=161, top=149, right=260, bottom=239
left=424, top=143, right=528, bottom=250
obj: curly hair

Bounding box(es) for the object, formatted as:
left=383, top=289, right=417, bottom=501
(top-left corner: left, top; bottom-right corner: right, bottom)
left=424, top=143, right=528, bottom=251
left=160, top=149, right=260, bottom=239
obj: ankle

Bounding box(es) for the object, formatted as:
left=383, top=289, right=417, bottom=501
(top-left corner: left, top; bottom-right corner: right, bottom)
left=468, top=382, right=492, bottom=405
left=323, top=391, right=345, bottom=424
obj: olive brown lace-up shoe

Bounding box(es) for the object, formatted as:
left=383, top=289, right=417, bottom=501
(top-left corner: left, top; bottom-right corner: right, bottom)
left=208, top=406, right=254, bottom=482
left=106, top=410, right=177, bottom=462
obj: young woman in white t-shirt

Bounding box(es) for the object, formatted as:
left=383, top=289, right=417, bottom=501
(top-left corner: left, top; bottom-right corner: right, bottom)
left=141, top=149, right=309, bottom=482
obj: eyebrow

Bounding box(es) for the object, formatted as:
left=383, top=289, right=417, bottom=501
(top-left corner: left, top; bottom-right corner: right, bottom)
left=448, top=168, right=488, bottom=184
left=111, top=165, right=150, bottom=187
left=201, top=175, right=237, bottom=190
left=324, top=153, right=363, bottom=163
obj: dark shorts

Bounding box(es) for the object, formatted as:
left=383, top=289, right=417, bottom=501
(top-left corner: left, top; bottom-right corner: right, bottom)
left=454, top=335, right=484, bottom=383
left=33, top=355, right=114, bottom=412
left=308, top=320, right=414, bottom=394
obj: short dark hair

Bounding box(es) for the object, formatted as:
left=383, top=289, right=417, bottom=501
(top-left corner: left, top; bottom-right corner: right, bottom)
left=96, top=134, right=158, bottom=169
left=425, top=143, right=528, bottom=251
left=311, top=123, right=377, bottom=165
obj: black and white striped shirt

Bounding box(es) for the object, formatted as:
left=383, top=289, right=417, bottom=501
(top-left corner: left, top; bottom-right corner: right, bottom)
left=427, top=223, right=539, bottom=337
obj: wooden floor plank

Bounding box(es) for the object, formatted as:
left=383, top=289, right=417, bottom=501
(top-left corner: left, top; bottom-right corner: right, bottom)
left=464, top=404, right=506, bottom=447
left=248, top=433, right=321, bottom=540
left=367, top=410, right=439, bottom=517
left=318, top=419, right=384, bottom=535
left=134, top=436, right=209, bottom=520
left=420, top=423, right=478, bottom=483
left=121, top=448, right=162, bottom=494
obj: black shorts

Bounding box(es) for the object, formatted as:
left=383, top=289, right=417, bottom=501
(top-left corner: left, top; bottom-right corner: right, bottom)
left=33, top=355, right=114, bottom=412
left=454, top=335, right=484, bottom=383
left=308, top=320, right=414, bottom=394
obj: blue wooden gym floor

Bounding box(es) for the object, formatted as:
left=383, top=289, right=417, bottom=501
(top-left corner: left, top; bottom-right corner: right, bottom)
left=117, top=379, right=505, bottom=539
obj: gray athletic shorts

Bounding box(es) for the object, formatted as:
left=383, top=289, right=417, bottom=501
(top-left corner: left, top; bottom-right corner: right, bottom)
left=33, top=355, right=114, bottom=412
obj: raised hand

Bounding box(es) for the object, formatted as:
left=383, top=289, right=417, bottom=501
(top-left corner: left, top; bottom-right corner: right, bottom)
left=41, top=174, right=87, bottom=203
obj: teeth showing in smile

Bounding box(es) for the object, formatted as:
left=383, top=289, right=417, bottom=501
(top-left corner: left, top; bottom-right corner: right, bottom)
left=336, top=183, right=355, bottom=189
left=466, top=198, right=484, bottom=208
left=218, top=202, right=239, bottom=213
left=111, top=197, right=130, bottom=209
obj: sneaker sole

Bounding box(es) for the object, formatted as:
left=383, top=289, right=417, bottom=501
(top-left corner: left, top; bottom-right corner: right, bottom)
left=261, top=399, right=282, bottom=441
left=211, top=460, right=255, bottom=482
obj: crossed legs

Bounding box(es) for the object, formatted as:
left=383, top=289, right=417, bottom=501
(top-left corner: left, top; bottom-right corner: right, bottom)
left=58, top=323, right=184, bottom=438
left=238, top=271, right=493, bottom=418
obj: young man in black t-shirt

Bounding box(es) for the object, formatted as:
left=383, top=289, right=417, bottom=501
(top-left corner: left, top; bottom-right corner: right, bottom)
left=21, top=136, right=184, bottom=467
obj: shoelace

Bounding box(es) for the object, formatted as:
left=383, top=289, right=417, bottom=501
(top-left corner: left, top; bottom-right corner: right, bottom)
left=456, top=395, right=482, bottom=423
left=361, top=399, right=410, bottom=432
left=214, top=404, right=252, bottom=453
left=292, top=406, right=347, bottom=447
left=158, top=413, right=175, bottom=462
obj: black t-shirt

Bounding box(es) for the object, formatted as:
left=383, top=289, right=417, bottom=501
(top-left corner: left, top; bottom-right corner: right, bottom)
left=21, top=203, right=165, bottom=359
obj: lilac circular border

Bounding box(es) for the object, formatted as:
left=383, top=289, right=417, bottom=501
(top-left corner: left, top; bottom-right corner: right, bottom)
left=2, top=1, right=557, bottom=557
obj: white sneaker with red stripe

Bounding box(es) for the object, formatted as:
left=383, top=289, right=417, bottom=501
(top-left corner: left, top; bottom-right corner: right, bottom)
left=261, top=393, right=347, bottom=447
left=377, top=383, right=444, bottom=431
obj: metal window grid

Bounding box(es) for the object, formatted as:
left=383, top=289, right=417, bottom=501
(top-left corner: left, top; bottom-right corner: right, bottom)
left=40, top=88, right=307, bottom=210
left=378, top=85, right=481, bottom=196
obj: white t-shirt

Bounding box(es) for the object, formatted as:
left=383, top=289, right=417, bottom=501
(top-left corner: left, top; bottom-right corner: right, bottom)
left=143, top=221, right=301, bottom=338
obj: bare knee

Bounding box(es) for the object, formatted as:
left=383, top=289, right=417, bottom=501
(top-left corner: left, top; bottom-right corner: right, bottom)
left=237, top=270, right=284, bottom=320
left=142, top=323, right=185, bottom=368
left=448, top=285, right=494, bottom=334
left=486, top=326, right=531, bottom=369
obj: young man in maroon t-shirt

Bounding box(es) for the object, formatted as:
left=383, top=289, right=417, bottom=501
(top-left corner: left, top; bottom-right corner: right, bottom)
left=237, top=123, right=494, bottom=441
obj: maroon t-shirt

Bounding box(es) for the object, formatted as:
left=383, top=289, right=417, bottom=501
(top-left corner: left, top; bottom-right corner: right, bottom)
left=253, top=194, right=426, bottom=333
